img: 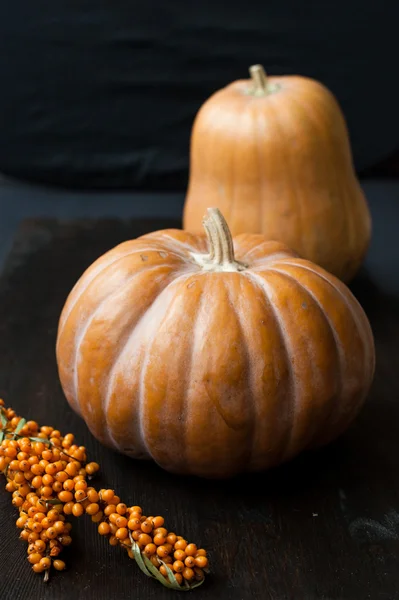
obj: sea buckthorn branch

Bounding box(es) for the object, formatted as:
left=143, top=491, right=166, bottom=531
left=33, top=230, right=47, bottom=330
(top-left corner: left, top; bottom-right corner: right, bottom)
left=0, top=400, right=208, bottom=590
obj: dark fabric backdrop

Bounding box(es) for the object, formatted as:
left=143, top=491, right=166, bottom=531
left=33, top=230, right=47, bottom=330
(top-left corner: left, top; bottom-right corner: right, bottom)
left=0, top=1, right=397, bottom=190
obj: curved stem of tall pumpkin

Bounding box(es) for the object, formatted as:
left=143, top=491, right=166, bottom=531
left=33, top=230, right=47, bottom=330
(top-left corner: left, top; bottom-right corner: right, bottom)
left=249, top=64, right=268, bottom=93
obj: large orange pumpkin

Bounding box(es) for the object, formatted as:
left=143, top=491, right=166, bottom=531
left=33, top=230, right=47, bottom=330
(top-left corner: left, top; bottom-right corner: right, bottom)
left=183, top=65, right=372, bottom=282
left=56, top=208, right=375, bottom=478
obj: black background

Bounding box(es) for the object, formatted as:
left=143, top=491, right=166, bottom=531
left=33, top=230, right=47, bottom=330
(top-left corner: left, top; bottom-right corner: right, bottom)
left=0, top=1, right=398, bottom=189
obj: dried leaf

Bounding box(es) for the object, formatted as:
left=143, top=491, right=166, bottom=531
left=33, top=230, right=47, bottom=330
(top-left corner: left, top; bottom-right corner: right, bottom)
left=0, top=411, right=7, bottom=428
left=14, top=418, right=26, bottom=436
left=132, top=540, right=152, bottom=577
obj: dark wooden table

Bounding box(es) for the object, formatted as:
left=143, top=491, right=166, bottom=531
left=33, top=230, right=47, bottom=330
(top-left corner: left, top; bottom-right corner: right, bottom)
left=0, top=214, right=398, bottom=600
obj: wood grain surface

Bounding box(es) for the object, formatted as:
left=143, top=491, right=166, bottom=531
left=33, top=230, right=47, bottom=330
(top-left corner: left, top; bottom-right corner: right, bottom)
left=0, top=217, right=398, bottom=600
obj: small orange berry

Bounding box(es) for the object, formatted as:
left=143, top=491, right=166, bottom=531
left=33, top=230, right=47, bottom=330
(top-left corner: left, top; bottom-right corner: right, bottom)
left=63, top=501, right=74, bottom=515
left=144, top=543, right=157, bottom=556
left=41, top=486, right=53, bottom=498
left=91, top=510, right=103, bottom=523
left=156, top=545, right=170, bottom=558
left=116, top=503, right=127, bottom=515
left=116, top=527, right=128, bottom=540
left=194, top=555, right=208, bottom=568
left=115, top=516, right=127, bottom=528
left=98, top=522, right=110, bottom=536
left=39, top=557, right=51, bottom=570
left=128, top=518, right=141, bottom=531
left=20, top=530, right=30, bottom=541
left=59, top=535, right=72, bottom=546
left=104, top=505, right=116, bottom=517
left=72, top=503, right=84, bottom=517
left=85, top=462, right=100, bottom=475
left=74, top=489, right=86, bottom=502
left=138, top=533, right=153, bottom=547
left=41, top=450, right=52, bottom=461
left=65, top=463, right=78, bottom=477
left=174, top=573, right=183, bottom=586
left=19, top=460, right=30, bottom=472
left=52, top=481, right=63, bottom=493
left=159, top=565, right=168, bottom=577
left=101, top=489, right=114, bottom=503
left=150, top=555, right=160, bottom=567
left=55, top=470, right=69, bottom=483
left=174, top=549, right=186, bottom=561
left=45, top=463, right=58, bottom=476
left=58, top=490, right=73, bottom=503
left=153, top=533, right=166, bottom=546
left=53, top=559, right=66, bottom=571
left=41, top=517, right=52, bottom=529
left=153, top=527, right=168, bottom=538
left=30, top=464, right=43, bottom=476
left=33, top=513, right=45, bottom=523
left=35, top=540, right=46, bottom=552
left=32, top=563, right=44, bottom=574
left=86, top=503, right=100, bottom=516
left=46, top=527, right=57, bottom=540
left=28, top=553, right=43, bottom=565
left=166, top=533, right=177, bottom=546
left=141, top=520, right=153, bottom=534
left=183, top=567, right=195, bottom=581
left=5, top=446, right=17, bottom=458
left=63, top=479, right=75, bottom=491
left=31, top=476, right=42, bottom=489
left=12, top=495, right=23, bottom=507
left=152, top=516, right=165, bottom=529
left=54, top=521, right=65, bottom=534
left=16, top=516, right=27, bottom=528
left=174, top=539, right=187, bottom=551
left=173, top=560, right=185, bottom=573
left=42, top=474, right=54, bottom=486
left=185, top=556, right=195, bottom=568
left=75, top=480, right=87, bottom=492
left=87, top=488, right=99, bottom=503
left=109, top=535, right=118, bottom=546
left=185, top=544, right=197, bottom=557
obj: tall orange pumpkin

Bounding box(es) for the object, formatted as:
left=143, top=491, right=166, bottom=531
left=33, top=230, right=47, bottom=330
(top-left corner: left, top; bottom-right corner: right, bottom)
left=183, top=65, right=372, bottom=282
left=56, top=208, right=375, bottom=478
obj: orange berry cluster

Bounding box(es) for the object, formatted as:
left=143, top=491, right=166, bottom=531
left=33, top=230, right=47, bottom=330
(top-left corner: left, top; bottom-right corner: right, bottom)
left=95, top=489, right=208, bottom=587
left=0, top=400, right=208, bottom=590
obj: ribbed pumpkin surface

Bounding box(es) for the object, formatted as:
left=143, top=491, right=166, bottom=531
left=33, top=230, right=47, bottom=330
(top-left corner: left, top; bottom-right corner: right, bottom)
left=57, top=210, right=375, bottom=477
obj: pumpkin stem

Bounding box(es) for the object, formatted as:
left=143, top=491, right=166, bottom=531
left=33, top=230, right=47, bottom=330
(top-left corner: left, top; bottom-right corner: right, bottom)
left=192, top=208, right=247, bottom=272
left=249, top=64, right=268, bottom=94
